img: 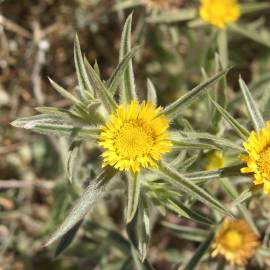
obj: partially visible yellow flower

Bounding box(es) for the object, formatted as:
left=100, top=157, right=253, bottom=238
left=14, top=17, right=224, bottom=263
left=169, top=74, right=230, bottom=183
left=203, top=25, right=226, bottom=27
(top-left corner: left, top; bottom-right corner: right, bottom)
left=240, top=121, right=270, bottom=195
left=212, top=219, right=259, bottom=266
left=99, top=100, right=172, bottom=173
left=199, top=0, right=241, bottom=29
left=205, top=150, right=224, bottom=171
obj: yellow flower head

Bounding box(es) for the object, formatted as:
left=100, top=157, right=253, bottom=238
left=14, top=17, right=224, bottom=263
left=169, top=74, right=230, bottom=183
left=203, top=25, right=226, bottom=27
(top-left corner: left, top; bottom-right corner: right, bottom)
left=212, top=219, right=259, bottom=266
left=199, top=0, right=241, bottom=29
left=240, top=121, right=270, bottom=195
left=205, top=150, right=224, bottom=171
left=99, top=100, right=172, bottom=173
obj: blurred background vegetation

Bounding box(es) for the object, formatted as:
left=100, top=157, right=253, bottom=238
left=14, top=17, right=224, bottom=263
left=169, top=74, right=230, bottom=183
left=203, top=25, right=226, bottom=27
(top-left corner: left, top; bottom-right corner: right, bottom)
left=1, top=0, right=270, bottom=269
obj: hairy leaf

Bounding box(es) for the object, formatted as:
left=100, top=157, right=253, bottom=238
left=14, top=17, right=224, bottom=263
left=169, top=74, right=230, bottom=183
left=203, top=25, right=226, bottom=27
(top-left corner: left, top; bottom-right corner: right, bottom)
left=44, top=168, right=116, bottom=246
left=119, top=13, right=137, bottom=105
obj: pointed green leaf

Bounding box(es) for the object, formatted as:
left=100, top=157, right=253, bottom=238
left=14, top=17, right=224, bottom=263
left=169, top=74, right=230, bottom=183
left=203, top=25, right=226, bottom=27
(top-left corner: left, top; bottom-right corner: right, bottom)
left=239, top=77, right=265, bottom=132
left=168, top=199, right=214, bottom=225
left=162, top=222, right=208, bottom=242
left=113, top=0, right=141, bottom=11
left=146, top=8, right=197, bottom=24
left=220, top=178, right=259, bottom=235
left=67, top=140, right=82, bottom=183
left=172, top=154, right=198, bottom=171
left=171, top=139, right=219, bottom=150
left=241, top=2, right=270, bottom=14
left=84, top=57, right=117, bottom=114
left=162, top=68, right=229, bottom=120
left=44, top=168, right=116, bottom=246
left=217, top=31, right=228, bottom=68
left=49, top=78, right=81, bottom=104
left=11, top=115, right=99, bottom=138
left=183, top=164, right=244, bottom=184
left=229, top=23, right=270, bottom=48
left=210, top=54, right=228, bottom=130
left=231, top=189, right=252, bottom=207
left=36, top=107, right=77, bottom=119
left=94, top=60, right=100, bottom=77
left=107, top=46, right=140, bottom=96
left=54, top=220, right=83, bottom=257
left=127, top=198, right=151, bottom=262
left=210, top=98, right=249, bottom=140
left=178, top=131, right=244, bottom=151
left=183, top=230, right=216, bottom=270
left=157, top=161, right=231, bottom=215
left=127, top=173, right=141, bottom=223
left=120, top=13, right=137, bottom=105
left=74, top=35, right=94, bottom=99
left=146, top=79, right=157, bottom=104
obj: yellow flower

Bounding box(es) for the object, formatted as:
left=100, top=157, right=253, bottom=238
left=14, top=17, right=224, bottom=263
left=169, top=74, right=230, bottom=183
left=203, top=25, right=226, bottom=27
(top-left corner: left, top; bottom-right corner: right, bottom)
left=240, top=121, right=270, bottom=195
left=99, top=100, right=172, bottom=173
left=212, top=219, right=259, bottom=266
left=205, top=150, right=224, bottom=171
left=199, top=0, right=241, bottom=29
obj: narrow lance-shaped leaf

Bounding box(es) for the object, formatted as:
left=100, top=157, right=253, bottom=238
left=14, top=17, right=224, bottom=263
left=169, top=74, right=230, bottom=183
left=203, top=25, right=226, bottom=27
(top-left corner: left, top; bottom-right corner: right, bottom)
left=84, top=57, right=117, bottom=114
left=171, top=139, right=219, bottom=150
left=210, top=54, right=228, bottom=130
left=162, top=222, right=209, bottom=242
left=210, top=98, right=250, bottom=140
left=220, top=178, right=259, bottom=235
left=173, top=154, right=198, bottom=171
left=177, top=131, right=244, bottom=151
left=239, top=77, right=265, bottom=132
left=157, top=161, right=231, bottom=215
left=127, top=173, right=141, bottom=223
left=44, top=167, right=117, bottom=246
left=113, top=0, right=141, bottom=12
left=146, top=79, right=157, bottom=104
left=127, top=197, right=151, bottom=262
left=183, top=164, right=244, bottom=184
left=36, top=106, right=78, bottom=119
left=137, top=201, right=150, bottom=262
left=66, top=140, right=82, bottom=183
left=74, top=35, right=94, bottom=100
left=11, top=116, right=99, bottom=139
left=93, top=60, right=100, bottom=77
left=240, top=2, right=270, bottom=14
left=49, top=78, right=81, bottom=105
left=120, top=13, right=137, bottom=105
left=54, top=220, right=83, bottom=257
left=183, top=229, right=216, bottom=270
left=146, top=8, right=197, bottom=24
left=231, top=189, right=252, bottom=207
left=229, top=23, right=270, bottom=49
left=168, top=199, right=214, bottom=225
left=107, top=46, right=140, bottom=96
left=217, top=31, right=228, bottom=68
left=162, top=68, right=229, bottom=120
left=127, top=197, right=150, bottom=262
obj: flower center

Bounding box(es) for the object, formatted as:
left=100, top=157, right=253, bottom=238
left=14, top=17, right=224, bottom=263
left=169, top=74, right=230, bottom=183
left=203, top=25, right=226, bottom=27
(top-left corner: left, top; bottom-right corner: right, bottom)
left=114, top=122, right=154, bottom=159
left=223, top=230, right=243, bottom=250
left=257, top=146, right=270, bottom=178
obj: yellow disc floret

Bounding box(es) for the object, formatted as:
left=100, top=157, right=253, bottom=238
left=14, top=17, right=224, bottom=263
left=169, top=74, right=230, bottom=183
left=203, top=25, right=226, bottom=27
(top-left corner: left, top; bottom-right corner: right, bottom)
left=241, top=121, right=270, bottom=195
left=199, top=0, right=240, bottom=29
left=99, top=100, right=172, bottom=173
left=212, top=219, right=259, bottom=266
